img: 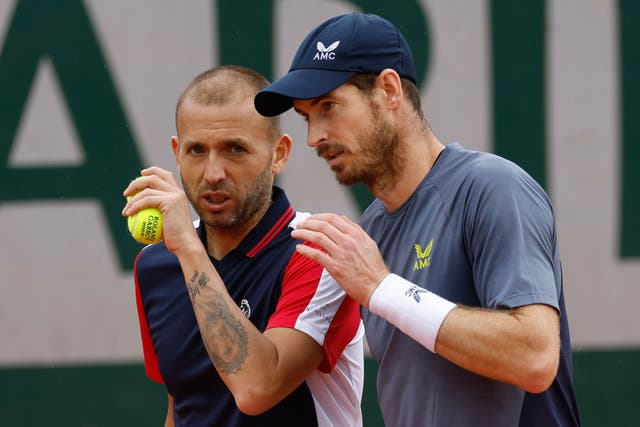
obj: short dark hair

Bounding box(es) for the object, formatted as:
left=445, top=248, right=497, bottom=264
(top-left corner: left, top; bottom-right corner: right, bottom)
left=176, top=65, right=281, bottom=140
left=348, top=73, right=424, bottom=121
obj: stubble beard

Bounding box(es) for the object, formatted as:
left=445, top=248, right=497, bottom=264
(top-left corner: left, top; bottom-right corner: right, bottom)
left=330, top=102, right=404, bottom=191
left=182, top=164, right=273, bottom=234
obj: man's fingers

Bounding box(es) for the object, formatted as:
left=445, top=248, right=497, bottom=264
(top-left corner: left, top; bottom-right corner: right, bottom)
left=122, top=168, right=183, bottom=217
left=124, top=167, right=178, bottom=196
left=296, top=215, right=373, bottom=259
left=340, top=214, right=360, bottom=228
left=142, top=166, right=180, bottom=186
left=291, top=228, right=340, bottom=255
left=306, top=213, right=359, bottom=235
left=294, top=243, right=331, bottom=268
left=122, top=189, right=165, bottom=216
left=295, top=215, right=360, bottom=249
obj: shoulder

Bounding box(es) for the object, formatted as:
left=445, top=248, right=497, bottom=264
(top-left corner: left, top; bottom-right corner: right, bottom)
left=438, top=144, right=524, bottom=179
left=470, top=154, right=551, bottom=214
left=441, top=145, right=547, bottom=202
left=470, top=153, right=532, bottom=185
left=448, top=146, right=529, bottom=184
left=432, top=146, right=556, bottom=240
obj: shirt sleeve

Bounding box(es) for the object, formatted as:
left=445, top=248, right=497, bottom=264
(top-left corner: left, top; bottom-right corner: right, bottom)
left=463, top=158, right=561, bottom=310
left=266, top=242, right=361, bottom=373
left=134, top=252, right=164, bottom=384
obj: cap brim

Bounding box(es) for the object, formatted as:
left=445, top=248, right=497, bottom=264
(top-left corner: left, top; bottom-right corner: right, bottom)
left=255, top=68, right=356, bottom=117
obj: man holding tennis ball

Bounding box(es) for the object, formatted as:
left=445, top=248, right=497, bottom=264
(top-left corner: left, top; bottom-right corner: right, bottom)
left=122, top=65, right=363, bottom=426
left=126, top=187, right=163, bottom=244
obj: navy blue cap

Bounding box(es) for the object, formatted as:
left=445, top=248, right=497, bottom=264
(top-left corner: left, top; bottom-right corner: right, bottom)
left=255, top=12, right=417, bottom=117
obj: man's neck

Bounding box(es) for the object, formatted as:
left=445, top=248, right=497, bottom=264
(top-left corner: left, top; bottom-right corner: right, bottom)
left=203, top=203, right=271, bottom=261
left=374, top=132, right=445, bottom=212
left=204, top=226, right=249, bottom=261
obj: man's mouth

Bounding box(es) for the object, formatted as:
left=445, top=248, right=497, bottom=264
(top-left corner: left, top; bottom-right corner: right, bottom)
left=318, top=144, right=345, bottom=165
left=202, top=192, right=231, bottom=211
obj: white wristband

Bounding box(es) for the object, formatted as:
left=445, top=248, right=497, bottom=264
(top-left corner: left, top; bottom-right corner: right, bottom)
left=369, top=274, right=456, bottom=353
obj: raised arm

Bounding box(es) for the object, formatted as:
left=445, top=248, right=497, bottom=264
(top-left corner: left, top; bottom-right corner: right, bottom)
left=292, top=213, right=560, bottom=393
left=123, top=168, right=325, bottom=415
left=175, top=243, right=324, bottom=414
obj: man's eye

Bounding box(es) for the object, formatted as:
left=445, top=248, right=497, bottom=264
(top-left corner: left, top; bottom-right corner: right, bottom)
left=322, top=102, right=336, bottom=112
left=190, top=145, right=205, bottom=154
left=231, top=145, right=246, bottom=154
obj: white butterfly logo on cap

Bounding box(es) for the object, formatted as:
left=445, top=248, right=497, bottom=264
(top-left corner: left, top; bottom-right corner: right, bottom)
left=313, top=40, right=340, bottom=60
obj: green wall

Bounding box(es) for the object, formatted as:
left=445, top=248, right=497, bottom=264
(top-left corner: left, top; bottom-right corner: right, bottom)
left=1, top=350, right=638, bottom=426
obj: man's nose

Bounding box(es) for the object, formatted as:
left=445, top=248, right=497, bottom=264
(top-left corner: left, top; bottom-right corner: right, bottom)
left=306, top=120, right=328, bottom=148
left=203, top=153, right=225, bottom=183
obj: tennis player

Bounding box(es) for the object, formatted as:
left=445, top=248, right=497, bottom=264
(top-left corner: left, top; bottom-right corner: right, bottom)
left=255, top=12, right=581, bottom=427
left=124, top=65, right=364, bottom=426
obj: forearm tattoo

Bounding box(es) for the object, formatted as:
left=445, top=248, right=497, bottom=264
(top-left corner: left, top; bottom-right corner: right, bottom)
left=188, top=271, right=249, bottom=374
left=187, top=270, right=209, bottom=298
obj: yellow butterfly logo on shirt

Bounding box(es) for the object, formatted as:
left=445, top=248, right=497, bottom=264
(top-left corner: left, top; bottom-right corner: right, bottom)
left=413, top=239, right=434, bottom=271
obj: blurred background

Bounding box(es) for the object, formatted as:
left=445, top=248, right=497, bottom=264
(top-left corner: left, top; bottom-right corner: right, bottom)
left=0, top=0, right=638, bottom=425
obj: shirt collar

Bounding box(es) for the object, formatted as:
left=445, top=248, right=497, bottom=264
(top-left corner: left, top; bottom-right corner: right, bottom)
left=196, top=186, right=295, bottom=258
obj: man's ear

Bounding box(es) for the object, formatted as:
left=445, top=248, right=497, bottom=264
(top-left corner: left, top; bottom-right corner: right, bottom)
left=272, top=133, right=292, bottom=175
left=377, top=68, right=403, bottom=110
left=170, top=136, right=181, bottom=172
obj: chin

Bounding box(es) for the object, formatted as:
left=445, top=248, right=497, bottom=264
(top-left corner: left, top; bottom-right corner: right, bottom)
left=336, top=176, right=358, bottom=186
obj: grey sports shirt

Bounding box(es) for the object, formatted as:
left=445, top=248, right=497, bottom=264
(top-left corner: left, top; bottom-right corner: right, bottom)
left=361, top=143, right=577, bottom=426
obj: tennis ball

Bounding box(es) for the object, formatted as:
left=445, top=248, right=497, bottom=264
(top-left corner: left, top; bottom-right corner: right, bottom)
left=126, top=196, right=163, bottom=244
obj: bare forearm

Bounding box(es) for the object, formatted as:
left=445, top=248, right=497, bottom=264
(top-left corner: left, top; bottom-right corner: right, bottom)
left=435, top=304, right=560, bottom=393
left=177, top=246, right=275, bottom=382
left=175, top=245, right=320, bottom=414
left=187, top=268, right=253, bottom=373
left=123, top=169, right=322, bottom=412
left=368, top=275, right=560, bottom=393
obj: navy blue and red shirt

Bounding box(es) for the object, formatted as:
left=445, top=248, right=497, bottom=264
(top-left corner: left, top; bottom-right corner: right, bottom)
left=134, top=187, right=363, bottom=426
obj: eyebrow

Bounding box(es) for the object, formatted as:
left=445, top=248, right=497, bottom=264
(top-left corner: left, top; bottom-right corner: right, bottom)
left=310, top=96, right=325, bottom=106
left=180, top=138, right=199, bottom=147
left=293, top=94, right=329, bottom=115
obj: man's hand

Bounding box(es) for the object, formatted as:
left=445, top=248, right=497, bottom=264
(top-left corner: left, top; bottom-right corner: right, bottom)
left=122, top=166, right=201, bottom=255
left=291, top=213, right=389, bottom=307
